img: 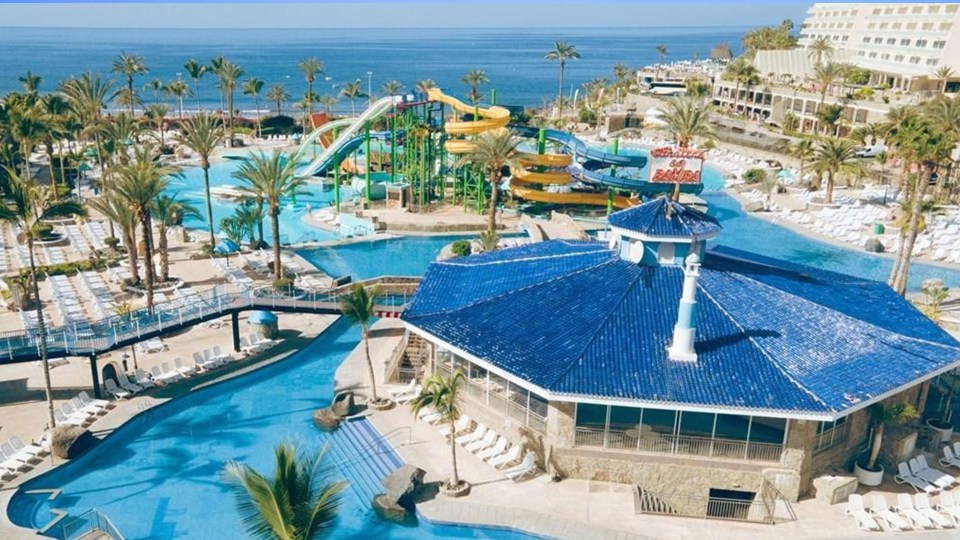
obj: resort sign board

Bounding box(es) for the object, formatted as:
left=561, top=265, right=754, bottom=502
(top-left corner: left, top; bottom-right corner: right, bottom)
left=649, top=147, right=705, bottom=184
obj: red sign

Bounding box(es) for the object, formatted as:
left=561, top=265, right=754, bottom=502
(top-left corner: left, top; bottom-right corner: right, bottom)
left=650, top=147, right=704, bottom=184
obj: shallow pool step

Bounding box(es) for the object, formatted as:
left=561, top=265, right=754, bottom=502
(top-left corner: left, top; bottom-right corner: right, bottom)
left=329, top=418, right=403, bottom=505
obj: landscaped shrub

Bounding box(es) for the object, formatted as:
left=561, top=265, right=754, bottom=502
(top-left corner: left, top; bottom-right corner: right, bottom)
left=51, top=425, right=85, bottom=459
left=104, top=237, right=120, bottom=250
left=272, top=277, right=295, bottom=291
left=450, top=240, right=472, bottom=257
left=743, top=168, right=768, bottom=185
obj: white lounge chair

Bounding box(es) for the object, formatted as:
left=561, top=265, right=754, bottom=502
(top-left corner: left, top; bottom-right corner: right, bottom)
left=937, top=491, right=960, bottom=525
left=845, top=494, right=880, bottom=531
left=116, top=372, right=143, bottom=394
left=133, top=369, right=155, bottom=389
left=488, top=445, right=522, bottom=468
left=465, top=430, right=498, bottom=453
left=251, top=333, right=278, bottom=349
left=193, top=352, right=218, bottom=371
left=910, top=456, right=955, bottom=489
left=503, top=453, right=538, bottom=481
left=70, top=396, right=104, bottom=416
left=211, top=346, right=234, bottom=364
left=387, top=379, right=417, bottom=398
left=174, top=357, right=197, bottom=377
left=159, top=362, right=184, bottom=383
left=870, top=495, right=910, bottom=531
left=455, top=423, right=487, bottom=446
left=3, top=440, right=40, bottom=464
left=60, top=403, right=92, bottom=424
left=150, top=365, right=178, bottom=385
left=0, top=445, right=30, bottom=475
left=54, top=409, right=85, bottom=427
left=10, top=436, right=46, bottom=459
left=416, top=406, right=441, bottom=424
left=896, top=493, right=934, bottom=529
left=103, top=379, right=131, bottom=400
left=954, top=441, right=960, bottom=457
left=895, top=461, right=937, bottom=493
left=394, top=385, right=422, bottom=405
left=476, top=437, right=509, bottom=460
left=914, top=494, right=953, bottom=528
left=940, top=445, right=960, bottom=469
left=79, top=391, right=110, bottom=410
left=438, top=415, right=471, bottom=438
left=238, top=336, right=264, bottom=355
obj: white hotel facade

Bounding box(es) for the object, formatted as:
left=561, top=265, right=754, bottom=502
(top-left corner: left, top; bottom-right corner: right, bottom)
left=799, top=2, right=960, bottom=91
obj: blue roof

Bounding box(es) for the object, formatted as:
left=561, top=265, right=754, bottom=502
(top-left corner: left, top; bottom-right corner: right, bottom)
left=608, top=196, right=721, bottom=238
left=403, top=241, right=960, bottom=417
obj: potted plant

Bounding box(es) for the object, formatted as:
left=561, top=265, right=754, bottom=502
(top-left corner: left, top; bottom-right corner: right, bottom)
left=855, top=402, right=918, bottom=486
left=410, top=369, right=471, bottom=497
left=926, top=373, right=959, bottom=442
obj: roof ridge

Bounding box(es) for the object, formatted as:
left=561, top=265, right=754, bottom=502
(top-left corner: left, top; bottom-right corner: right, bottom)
left=545, top=263, right=651, bottom=390
left=439, top=242, right=604, bottom=268
left=694, top=281, right=833, bottom=411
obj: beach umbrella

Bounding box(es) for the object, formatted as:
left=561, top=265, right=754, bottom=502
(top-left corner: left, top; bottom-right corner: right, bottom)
left=79, top=162, right=92, bottom=172
left=84, top=147, right=97, bottom=157
left=214, top=238, right=240, bottom=254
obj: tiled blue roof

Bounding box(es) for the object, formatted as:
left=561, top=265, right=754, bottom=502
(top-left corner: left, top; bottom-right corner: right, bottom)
left=608, top=196, right=721, bottom=238
left=403, top=241, right=960, bottom=416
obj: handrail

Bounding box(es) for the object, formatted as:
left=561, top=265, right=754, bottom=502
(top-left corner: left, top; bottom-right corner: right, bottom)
left=384, top=332, right=410, bottom=383
left=59, top=508, right=125, bottom=540
left=330, top=425, right=412, bottom=471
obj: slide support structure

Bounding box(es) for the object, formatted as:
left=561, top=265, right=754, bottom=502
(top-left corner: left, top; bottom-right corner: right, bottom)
left=365, top=121, right=372, bottom=204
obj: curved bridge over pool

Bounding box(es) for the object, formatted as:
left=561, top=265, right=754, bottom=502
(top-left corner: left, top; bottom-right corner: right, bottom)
left=0, top=276, right=419, bottom=395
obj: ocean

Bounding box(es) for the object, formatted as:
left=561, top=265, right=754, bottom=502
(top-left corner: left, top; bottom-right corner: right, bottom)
left=0, top=26, right=743, bottom=114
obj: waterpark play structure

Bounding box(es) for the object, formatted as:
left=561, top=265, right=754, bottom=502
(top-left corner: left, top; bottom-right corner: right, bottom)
left=293, top=87, right=702, bottom=214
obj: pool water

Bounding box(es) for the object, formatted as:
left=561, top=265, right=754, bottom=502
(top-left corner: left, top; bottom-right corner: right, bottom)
left=298, top=235, right=475, bottom=280
left=7, top=320, right=534, bottom=539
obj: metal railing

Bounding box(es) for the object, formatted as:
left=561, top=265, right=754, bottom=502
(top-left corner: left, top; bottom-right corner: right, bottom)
left=575, top=427, right=783, bottom=463
left=635, top=481, right=796, bottom=525
left=0, top=275, right=419, bottom=363
left=330, top=425, right=411, bottom=472
left=58, top=508, right=125, bottom=540
left=813, top=421, right=851, bottom=454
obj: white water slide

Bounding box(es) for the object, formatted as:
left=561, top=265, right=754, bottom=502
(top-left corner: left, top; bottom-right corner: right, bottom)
left=298, top=95, right=402, bottom=177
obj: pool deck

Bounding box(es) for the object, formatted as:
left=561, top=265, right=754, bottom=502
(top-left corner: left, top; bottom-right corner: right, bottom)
left=335, top=320, right=959, bottom=540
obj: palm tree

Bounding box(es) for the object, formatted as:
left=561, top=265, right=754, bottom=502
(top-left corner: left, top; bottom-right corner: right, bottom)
left=0, top=175, right=84, bottom=428
left=863, top=403, right=917, bottom=472
left=213, top=59, right=245, bottom=147
left=654, top=44, right=668, bottom=79
left=382, top=80, right=403, bottom=96
left=813, top=61, right=842, bottom=107
left=339, top=80, right=364, bottom=116
left=934, top=66, right=955, bottom=95
left=319, top=95, right=338, bottom=115
left=111, top=52, right=149, bottom=116
left=183, top=59, right=208, bottom=111
left=243, top=77, right=265, bottom=139
left=88, top=193, right=139, bottom=282
left=266, top=83, right=290, bottom=117
left=144, top=78, right=166, bottom=105
left=340, top=283, right=384, bottom=404
left=545, top=41, right=580, bottom=120
left=224, top=442, right=345, bottom=540
left=461, top=128, right=520, bottom=234
left=811, top=138, right=865, bottom=204
left=297, top=57, right=325, bottom=116
left=166, top=79, right=189, bottom=121
left=233, top=150, right=309, bottom=278
left=461, top=70, right=489, bottom=105
left=788, top=139, right=815, bottom=181
left=18, top=71, right=42, bottom=94
left=612, top=62, right=632, bottom=91
left=59, top=72, right=114, bottom=174
left=152, top=192, right=200, bottom=283
left=144, top=103, right=169, bottom=147
left=112, top=145, right=177, bottom=310
left=415, top=79, right=436, bottom=94
left=176, top=113, right=223, bottom=246
left=659, top=96, right=714, bottom=147
left=806, top=37, right=835, bottom=66
left=723, top=57, right=758, bottom=114
left=410, top=369, right=467, bottom=491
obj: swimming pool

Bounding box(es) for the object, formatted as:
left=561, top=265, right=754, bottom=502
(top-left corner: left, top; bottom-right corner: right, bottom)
left=7, top=320, right=535, bottom=539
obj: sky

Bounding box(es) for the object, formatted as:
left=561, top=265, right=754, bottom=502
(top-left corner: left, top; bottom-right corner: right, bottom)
left=0, top=1, right=812, bottom=28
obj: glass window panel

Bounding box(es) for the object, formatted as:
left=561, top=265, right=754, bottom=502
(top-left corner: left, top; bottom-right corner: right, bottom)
left=679, top=411, right=716, bottom=438
left=609, top=406, right=642, bottom=432
left=641, top=408, right=676, bottom=436
left=575, top=404, right=608, bottom=430
left=714, top=414, right=751, bottom=441
left=749, top=417, right=787, bottom=445
left=529, top=392, right=548, bottom=419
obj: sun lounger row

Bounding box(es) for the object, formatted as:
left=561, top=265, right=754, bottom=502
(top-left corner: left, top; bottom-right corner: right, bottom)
left=239, top=253, right=272, bottom=275
left=1, top=437, right=47, bottom=478
left=108, top=265, right=133, bottom=284
left=85, top=221, right=114, bottom=252
left=77, top=271, right=118, bottom=320
left=47, top=275, right=94, bottom=336
left=847, top=492, right=959, bottom=532
left=239, top=334, right=280, bottom=355
left=296, top=274, right=334, bottom=291
left=895, top=455, right=957, bottom=493
left=54, top=391, right=112, bottom=426
left=212, top=257, right=253, bottom=288
left=43, top=245, right=69, bottom=265
left=64, top=224, right=93, bottom=257
left=0, top=227, right=11, bottom=275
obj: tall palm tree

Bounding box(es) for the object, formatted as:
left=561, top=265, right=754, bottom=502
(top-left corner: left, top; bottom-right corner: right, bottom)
left=806, top=37, right=835, bottom=66
left=213, top=59, right=245, bottom=147
left=654, top=44, right=668, bottom=79
left=811, top=138, right=865, bottom=204
left=788, top=138, right=815, bottom=181
left=113, top=145, right=177, bottom=310
left=410, top=369, right=466, bottom=490
left=723, top=57, right=758, bottom=114
left=59, top=72, right=114, bottom=174
left=340, top=283, right=384, bottom=404
left=144, top=103, right=169, bottom=147
left=612, top=62, right=632, bottom=92
left=461, top=70, right=489, bottom=105
left=545, top=41, right=580, bottom=120
left=461, top=128, right=520, bottom=234
left=266, top=83, right=290, bottom=116
left=111, top=52, right=149, bottom=116
left=934, top=66, right=955, bottom=95
left=144, top=78, right=166, bottom=105
left=40, top=94, right=71, bottom=195
left=233, top=150, right=309, bottom=278
left=88, top=193, right=139, bottom=282
left=381, top=80, right=403, bottom=96
left=298, top=57, right=325, bottom=116
left=319, top=95, right=337, bottom=115
left=152, top=192, right=200, bottom=283
left=659, top=96, right=714, bottom=147
left=813, top=61, right=842, bottom=107
left=176, top=113, right=223, bottom=245
left=18, top=71, right=42, bottom=95
left=0, top=175, right=84, bottom=428
left=243, top=77, right=265, bottom=139
left=166, top=79, right=189, bottom=121
left=183, top=58, right=208, bottom=111
left=224, top=442, right=345, bottom=540
left=339, top=80, right=364, bottom=116
left=415, top=79, right=436, bottom=94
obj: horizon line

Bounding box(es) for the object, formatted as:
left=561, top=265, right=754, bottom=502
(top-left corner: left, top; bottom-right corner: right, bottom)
left=0, top=24, right=756, bottom=30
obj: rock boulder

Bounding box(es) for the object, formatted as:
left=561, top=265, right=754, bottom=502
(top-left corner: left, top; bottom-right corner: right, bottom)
left=372, top=464, right=426, bottom=524
left=330, top=391, right=358, bottom=418
left=311, top=408, right=341, bottom=432
left=864, top=237, right=885, bottom=253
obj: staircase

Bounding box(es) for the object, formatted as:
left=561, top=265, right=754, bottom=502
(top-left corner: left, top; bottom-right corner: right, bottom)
left=396, top=334, right=429, bottom=383
left=326, top=419, right=405, bottom=504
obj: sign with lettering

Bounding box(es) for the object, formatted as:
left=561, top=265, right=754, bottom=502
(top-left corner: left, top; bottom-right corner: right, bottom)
left=649, top=147, right=705, bottom=184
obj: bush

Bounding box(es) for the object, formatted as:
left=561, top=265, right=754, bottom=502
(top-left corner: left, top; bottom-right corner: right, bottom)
left=18, top=257, right=117, bottom=281
left=272, top=277, right=295, bottom=291
left=33, top=223, right=54, bottom=239
left=450, top=240, right=472, bottom=257
left=51, top=425, right=85, bottom=459
left=104, top=236, right=120, bottom=250
left=260, top=115, right=299, bottom=136
left=743, top=168, right=768, bottom=185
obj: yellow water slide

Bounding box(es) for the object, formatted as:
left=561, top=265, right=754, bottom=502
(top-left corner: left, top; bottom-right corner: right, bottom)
left=426, top=87, right=510, bottom=141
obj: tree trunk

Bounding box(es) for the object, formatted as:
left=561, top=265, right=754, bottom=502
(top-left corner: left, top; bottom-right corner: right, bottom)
left=556, top=63, right=564, bottom=120
left=363, top=327, right=379, bottom=402
left=867, top=423, right=884, bottom=470
left=255, top=96, right=262, bottom=139
left=125, top=223, right=140, bottom=285
left=271, top=207, right=282, bottom=278
left=733, top=81, right=741, bottom=114
left=128, top=79, right=135, bottom=116
left=158, top=227, right=169, bottom=283
left=893, top=168, right=931, bottom=295
left=57, top=145, right=67, bottom=194
left=450, top=419, right=460, bottom=486
left=178, top=96, right=184, bottom=121
left=307, top=81, right=314, bottom=115
left=45, top=145, right=58, bottom=198
left=257, top=198, right=265, bottom=247
left=227, top=88, right=234, bottom=148
left=140, top=211, right=156, bottom=311
left=826, top=170, right=834, bottom=204
left=195, top=79, right=202, bottom=111
left=487, top=173, right=500, bottom=235
left=28, top=237, right=57, bottom=429
left=202, top=162, right=215, bottom=246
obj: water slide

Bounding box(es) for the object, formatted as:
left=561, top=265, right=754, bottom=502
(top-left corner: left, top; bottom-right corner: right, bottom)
left=295, top=117, right=357, bottom=158
left=511, top=152, right=638, bottom=209
left=426, top=87, right=510, bottom=153
left=299, top=95, right=402, bottom=177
